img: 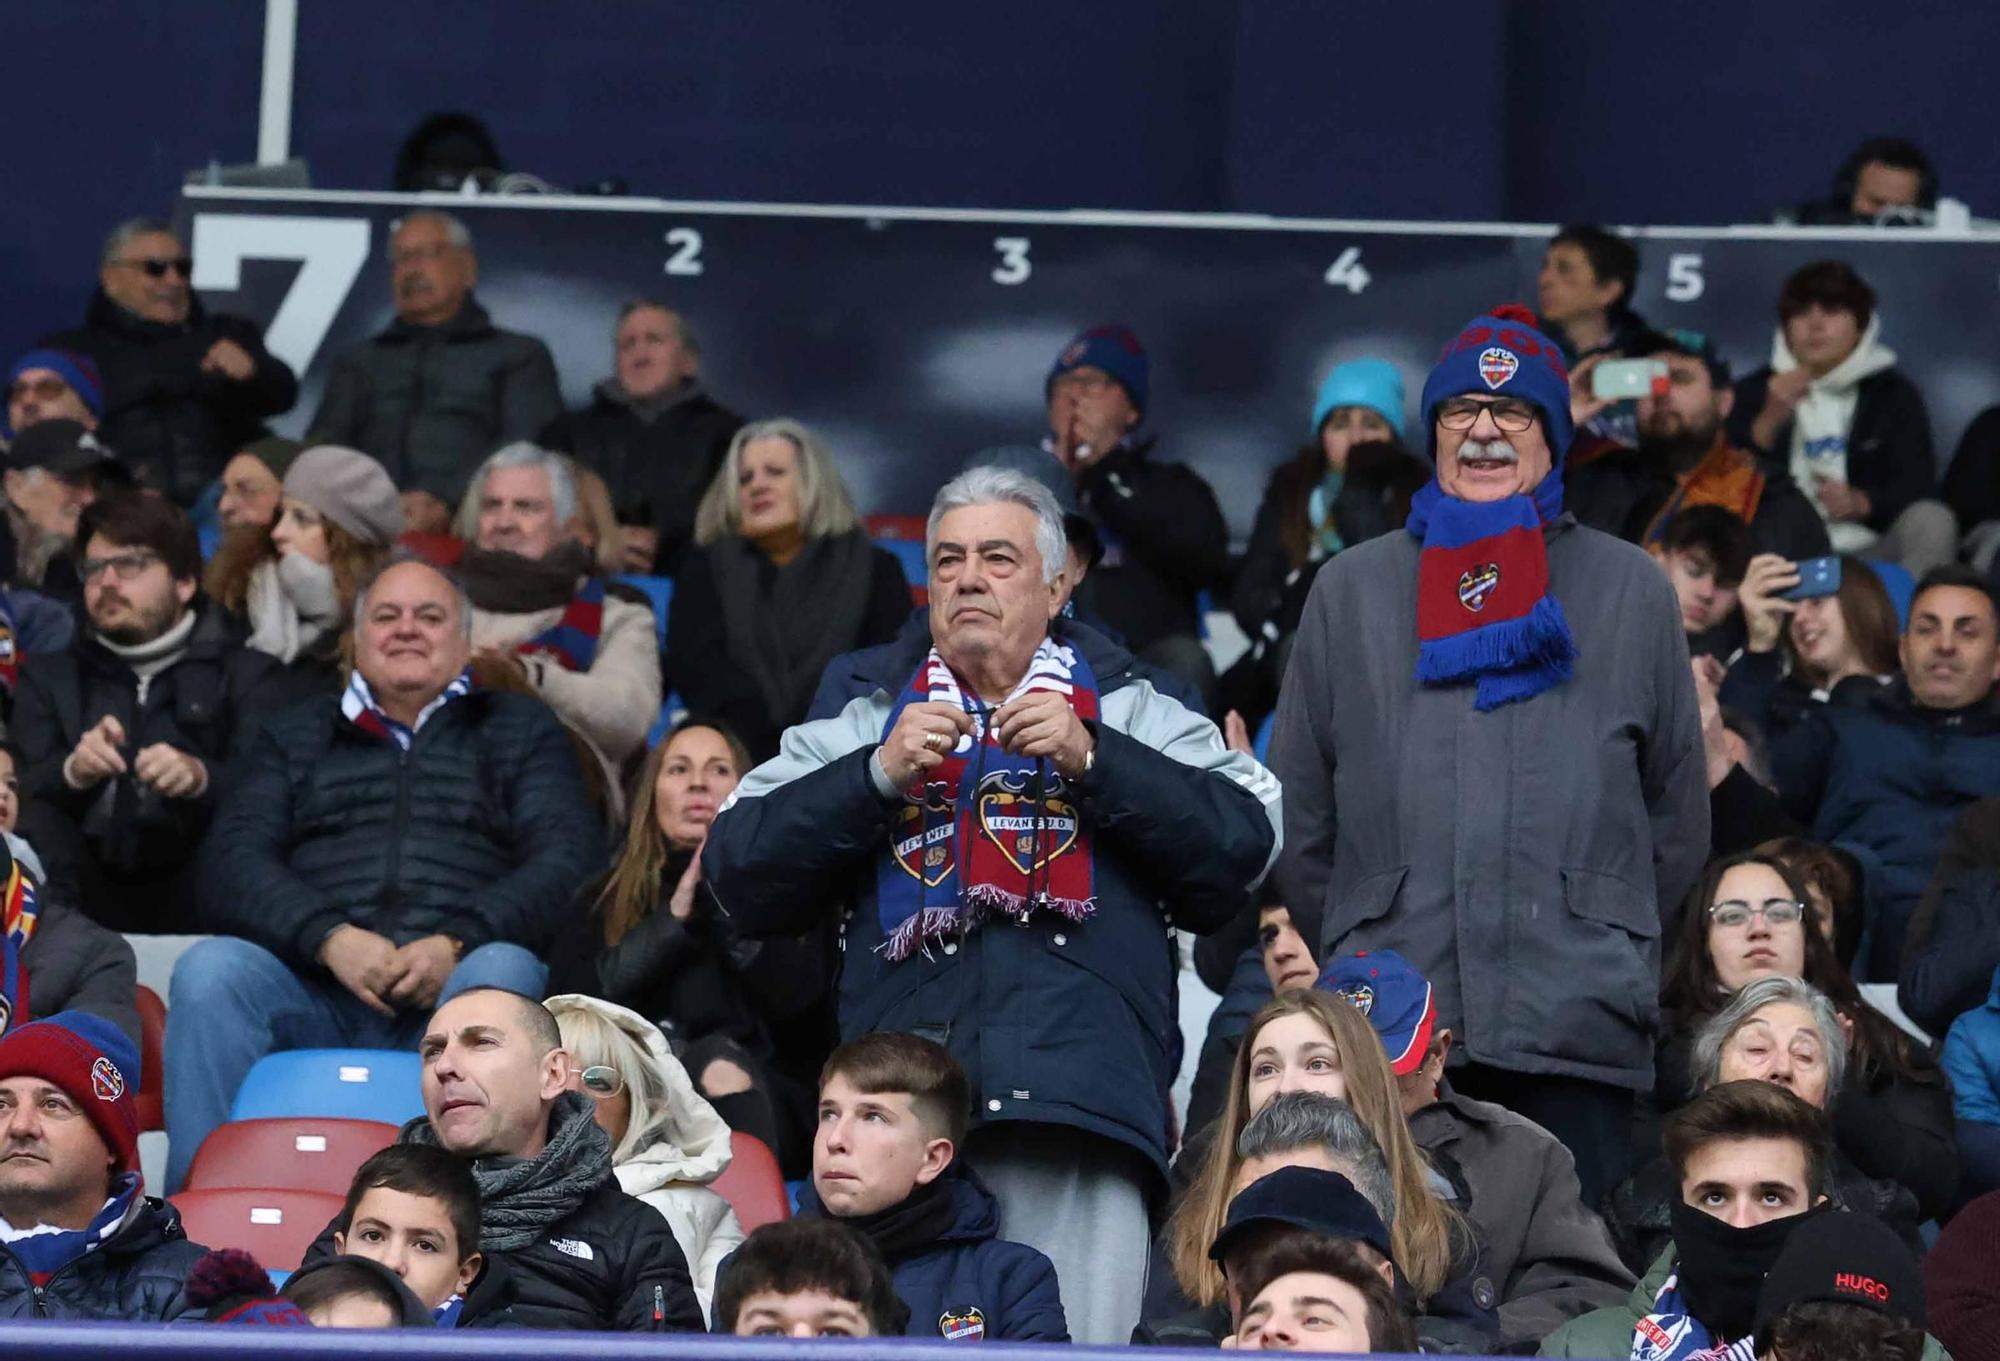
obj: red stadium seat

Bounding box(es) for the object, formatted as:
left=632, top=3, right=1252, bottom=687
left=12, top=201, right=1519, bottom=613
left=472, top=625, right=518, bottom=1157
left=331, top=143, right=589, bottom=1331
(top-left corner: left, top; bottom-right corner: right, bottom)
left=183, top=1118, right=399, bottom=1196
left=863, top=513, right=927, bottom=542
left=169, top=1187, right=344, bottom=1272
left=135, top=985, right=165, bottom=1133
left=710, top=1131, right=790, bottom=1233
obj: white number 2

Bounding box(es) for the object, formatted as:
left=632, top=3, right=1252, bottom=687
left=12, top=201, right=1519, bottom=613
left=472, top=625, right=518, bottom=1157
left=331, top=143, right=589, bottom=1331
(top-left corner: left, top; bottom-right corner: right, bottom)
left=1666, top=252, right=1704, bottom=302
left=1323, top=246, right=1371, bottom=295
left=664, top=227, right=704, bottom=277
left=992, top=236, right=1031, bottom=286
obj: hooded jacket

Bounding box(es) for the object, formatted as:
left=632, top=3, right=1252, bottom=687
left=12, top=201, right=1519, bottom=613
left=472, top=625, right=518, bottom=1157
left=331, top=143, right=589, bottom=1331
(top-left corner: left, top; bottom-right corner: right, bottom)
left=544, top=994, right=744, bottom=1324
left=1067, top=435, right=1230, bottom=654
left=0, top=1194, right=206, bottom=1321
left=44, top=290, right=298, bottom=505
left=1945, top=968, right=2000, bottom=1127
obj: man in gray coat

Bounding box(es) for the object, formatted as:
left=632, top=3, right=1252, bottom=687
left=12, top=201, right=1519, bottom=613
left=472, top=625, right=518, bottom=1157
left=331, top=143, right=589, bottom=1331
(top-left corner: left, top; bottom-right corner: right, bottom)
left=310, top=210, right=561, bottom=532
left=1269, top=304, right=1707, bottom=1206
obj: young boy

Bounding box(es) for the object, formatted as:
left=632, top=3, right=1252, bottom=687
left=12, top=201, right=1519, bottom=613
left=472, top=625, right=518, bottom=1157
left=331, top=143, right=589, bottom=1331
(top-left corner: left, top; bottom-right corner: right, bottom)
left=1649, top=504, right=1753, bottom=658
left=806, top=1032, right=1068, bottom=1341
left=333, top=1145, right=500, bottom=1326
left=715, top=1219, right=907, bottom=1338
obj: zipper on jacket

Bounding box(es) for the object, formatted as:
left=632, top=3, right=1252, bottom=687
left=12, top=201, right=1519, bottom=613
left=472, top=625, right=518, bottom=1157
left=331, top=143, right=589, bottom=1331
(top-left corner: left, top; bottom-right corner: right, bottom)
left=383, top=743, right=412, bottom=910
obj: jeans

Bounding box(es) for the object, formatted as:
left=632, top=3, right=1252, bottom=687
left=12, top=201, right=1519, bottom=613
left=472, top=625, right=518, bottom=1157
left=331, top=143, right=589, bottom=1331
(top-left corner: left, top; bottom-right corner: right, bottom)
left=162, top=935, right=547, bottom=1192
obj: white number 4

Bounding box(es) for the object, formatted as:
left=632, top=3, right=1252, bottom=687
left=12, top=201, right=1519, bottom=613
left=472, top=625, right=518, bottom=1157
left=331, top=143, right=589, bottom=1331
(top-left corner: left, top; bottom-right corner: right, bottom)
left=1324, top=246, right=1370, bottom=295
left=992, top=237, right=1031, bottom=286
left=1666, top=253, right=1704, bottom=302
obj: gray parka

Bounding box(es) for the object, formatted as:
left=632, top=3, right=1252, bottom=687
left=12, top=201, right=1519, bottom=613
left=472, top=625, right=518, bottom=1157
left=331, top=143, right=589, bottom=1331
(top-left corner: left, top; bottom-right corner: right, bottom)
left=1269, top=511, right=1707, bottom=1090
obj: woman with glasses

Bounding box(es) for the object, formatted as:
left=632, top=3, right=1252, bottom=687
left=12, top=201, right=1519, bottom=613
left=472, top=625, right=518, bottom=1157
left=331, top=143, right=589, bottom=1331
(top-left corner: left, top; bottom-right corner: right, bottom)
left=1653, top=850, right=1956, bottom=1222
left=545, top=993, right=744, bottom=1325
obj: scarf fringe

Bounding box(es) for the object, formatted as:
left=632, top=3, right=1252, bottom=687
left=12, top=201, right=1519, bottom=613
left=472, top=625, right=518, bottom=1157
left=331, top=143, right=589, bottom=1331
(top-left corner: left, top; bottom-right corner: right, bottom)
left=879, top=891, right=1100, bottom=963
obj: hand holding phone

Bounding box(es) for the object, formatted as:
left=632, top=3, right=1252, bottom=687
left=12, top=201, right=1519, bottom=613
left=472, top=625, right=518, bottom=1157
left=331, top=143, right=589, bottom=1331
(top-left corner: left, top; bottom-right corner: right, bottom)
left=1591, top=358, right=1670, bottom=401
left=1777, top=556, right=1842, bottom=601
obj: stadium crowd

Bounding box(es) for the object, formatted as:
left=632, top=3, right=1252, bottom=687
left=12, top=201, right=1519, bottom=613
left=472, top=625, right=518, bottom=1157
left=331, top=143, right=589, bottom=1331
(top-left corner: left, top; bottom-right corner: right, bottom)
left=1, top=132, right=2000, bottom=1359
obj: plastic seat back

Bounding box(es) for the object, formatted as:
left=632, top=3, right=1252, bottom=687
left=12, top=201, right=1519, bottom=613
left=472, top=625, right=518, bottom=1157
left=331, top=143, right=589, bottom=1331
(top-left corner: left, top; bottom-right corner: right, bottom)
left=183, top=1118, right=399, bottom=1195
left=710, top=1131, right=791, bottom=1233
left=228, top=1049, right=423, bottom=1125
left=169, top=1187, right=345, bottom=1272
left=135, top=985, right=166, bottom=1133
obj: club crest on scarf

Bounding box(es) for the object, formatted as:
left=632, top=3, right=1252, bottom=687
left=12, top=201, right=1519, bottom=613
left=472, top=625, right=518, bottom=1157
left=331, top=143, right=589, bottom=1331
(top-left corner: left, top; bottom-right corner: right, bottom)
left=1457, top=563, right=1502, bottom=613
left=1478, top=347, right=1519, bottom=389
left=875, top=639, right=1099, bottom=962
left=0, top=861, right=39, bottom=1038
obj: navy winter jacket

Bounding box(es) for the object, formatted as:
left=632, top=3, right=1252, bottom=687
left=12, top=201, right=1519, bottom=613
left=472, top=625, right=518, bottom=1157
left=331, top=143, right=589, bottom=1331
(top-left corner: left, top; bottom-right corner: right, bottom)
left=795, top=1168, right=1069, bottom=1342
left=0, top=1195, right=205, bottom=1321
left=706, top=618, right=1281, bottom=1179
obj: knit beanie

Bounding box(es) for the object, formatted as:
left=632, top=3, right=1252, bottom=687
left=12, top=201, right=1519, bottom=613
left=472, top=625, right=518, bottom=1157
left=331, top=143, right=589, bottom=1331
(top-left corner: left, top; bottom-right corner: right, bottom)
left=188, top=1249, right=313, bottom=1325
left=1419, top=304, right=1574, bottom=462
left=1310, top=358, right=1407, bottom=441
left=6, top=349, right=104, bottom=420
left=1755, top=1210, right=1924, bottom=1351
left=283, top=445, right=403, bottom=546
left=241, top=435, right=306, bottom=481
left=1046, top=325, right=1149, bottom=416
left=0, top=1011, right=140, bottom=1173
left=1925, top=1190, right=2000, bottom=1361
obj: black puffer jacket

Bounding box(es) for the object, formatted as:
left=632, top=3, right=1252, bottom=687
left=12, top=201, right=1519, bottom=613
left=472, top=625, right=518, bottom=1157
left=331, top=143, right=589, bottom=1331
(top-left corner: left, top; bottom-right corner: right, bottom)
left=541, top=381, right=742, bottom=575
left=0, top=1195, right=206, bottom=1320
left=309, top=297, right=563, bottom=507
left=44, top=291, right=298, bottom=504
left=1071, top=435, right=1230, bottom=653
left=200, top=688, right=601, bottom=964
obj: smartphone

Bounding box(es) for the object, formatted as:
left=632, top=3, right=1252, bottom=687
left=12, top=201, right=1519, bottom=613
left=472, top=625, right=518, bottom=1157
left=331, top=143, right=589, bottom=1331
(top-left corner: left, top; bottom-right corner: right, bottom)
left=1591, top=358, right=1670, bottom=401
left=1779, top=556, right=1842, bottom=601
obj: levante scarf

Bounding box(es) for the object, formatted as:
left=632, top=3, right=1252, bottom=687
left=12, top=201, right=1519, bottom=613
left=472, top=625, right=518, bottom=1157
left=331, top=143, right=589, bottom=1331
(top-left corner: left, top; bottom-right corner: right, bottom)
left=1, top=1171, right=140, bottom=1283
left=875, top=638, right=1098, bottom=961
left=0, top=858, right=39, bottom=1036
left=1641, top=439, right=1768, bottom=545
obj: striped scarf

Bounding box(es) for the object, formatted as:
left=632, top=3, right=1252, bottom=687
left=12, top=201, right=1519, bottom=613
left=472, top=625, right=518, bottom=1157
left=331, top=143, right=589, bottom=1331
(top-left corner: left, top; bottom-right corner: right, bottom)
left=1630, top=1269, right=1755, bottom=1361
left=342, top=669, right=474, bottom=750
left=0, top=861, right=38, bottom=1037
left=0, top=1172, right=140, bottom=1283
left=517, top=578, right=606, bottom=672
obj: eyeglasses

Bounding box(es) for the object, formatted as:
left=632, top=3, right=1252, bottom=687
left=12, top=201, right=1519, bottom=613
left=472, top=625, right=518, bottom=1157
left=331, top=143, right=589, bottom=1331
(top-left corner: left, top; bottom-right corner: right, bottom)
left=9, top=377, right=74, bottom=403
left=1707, top=899, right=1806, bottom=930
left=1435, top=397, right=1540, bottom=433
left=78, top=551, right=160, bottom=584
left=573, top=1064, right=624, bottom=1099
left=115, top=257, right=192, bottom=280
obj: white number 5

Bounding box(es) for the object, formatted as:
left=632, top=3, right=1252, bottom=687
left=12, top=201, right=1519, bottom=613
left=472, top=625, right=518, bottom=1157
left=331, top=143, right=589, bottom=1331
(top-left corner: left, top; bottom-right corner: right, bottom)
left=992, top=236, right=1031, bottom=286
left=1666, top=253, right=1704, bottom=302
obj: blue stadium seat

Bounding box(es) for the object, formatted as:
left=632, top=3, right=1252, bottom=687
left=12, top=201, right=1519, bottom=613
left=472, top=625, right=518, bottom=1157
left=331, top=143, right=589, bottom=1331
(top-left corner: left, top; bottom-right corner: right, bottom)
left=1254, top=711, right=1275, bottom=764
left=875, top=537, right=928, bottom=590
left=1868, top=560, right=1916, bottom=629
left=613, top=573, right=675, bottom=649
left=228, top=1049, right=424, bottom=1125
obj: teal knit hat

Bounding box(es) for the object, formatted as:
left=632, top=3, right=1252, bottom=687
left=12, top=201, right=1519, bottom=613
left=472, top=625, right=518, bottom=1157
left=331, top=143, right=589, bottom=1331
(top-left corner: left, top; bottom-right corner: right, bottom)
left=1309, top=359, right=1406, bottom=441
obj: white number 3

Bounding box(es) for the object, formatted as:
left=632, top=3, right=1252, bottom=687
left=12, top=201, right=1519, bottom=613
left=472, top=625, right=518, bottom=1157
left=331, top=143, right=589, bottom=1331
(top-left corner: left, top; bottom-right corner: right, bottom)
left=1323, top=246, right=1371, bottom=295
left=992, top=236, right=1031, bottom=286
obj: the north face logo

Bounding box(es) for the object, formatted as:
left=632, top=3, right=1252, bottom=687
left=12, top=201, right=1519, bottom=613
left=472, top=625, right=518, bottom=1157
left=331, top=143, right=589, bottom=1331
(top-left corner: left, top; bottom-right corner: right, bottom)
left=549, top=1237, right=594, bottom=1261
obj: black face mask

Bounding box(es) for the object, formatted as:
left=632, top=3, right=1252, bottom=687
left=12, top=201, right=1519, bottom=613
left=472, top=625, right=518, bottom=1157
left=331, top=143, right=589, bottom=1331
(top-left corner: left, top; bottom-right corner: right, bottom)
left=1669, top=1198, right=1825, bottom=1341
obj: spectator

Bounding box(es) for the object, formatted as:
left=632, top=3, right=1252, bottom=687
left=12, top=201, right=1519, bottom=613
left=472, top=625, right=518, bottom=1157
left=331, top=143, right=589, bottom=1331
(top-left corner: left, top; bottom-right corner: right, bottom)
left=1753, top=1210, right=1933, bottom=1361
left=1657, top=852, right=1956, bottom=1221
left=1944, top=963, right=2000, bottom=1201
left=164, top=555, right=599, bottom=1190
left=546, top=994, right=743, bottom=1324
left=544, top=721, right=826, bottom=1173
left=1722, top=553, right=1900, bottom=750
left=205, top=444, right=401, bottom=701
left=1541, top=1081, right=1832, bottom=1357
left=13, top=492, right=278, bottom=932
left=779, top=1033, right=1067, bottom=1341
left=455, top=442, right=661, bottom=766
left=667, top=419, right=908, bottom=761
left=333, top=1144, right=511, bottom=1325
left=4, top=349, right=103, bottom=438
left=715, top=1219, right=908, bottom=1338
left=1227, top=1232, right=1420, bottom=1354
left=705, top=464, right=1280, bottom=1341
left=4, top=419, right=126, bottom=600
left=1536, top=226, right=1647, bottom=366
left=183, top=1248, right=313, bottom=1324
left=213, top=435, right=303, bottom=531
left=1322, top=949, right=1634, bottom=1347
left=1783, top=136, right=1938, bottom=226
left=1775, top=566, right=2000, bottom=978
left=0, top=810, right=138, bottom=1045
left=1943, top=406, right=2000, bottom=573
left=1648, top=505, right=1753, bottom=660
left=1568, top=328, right=1829, bottom=559
left=1269, top=305, right=1707, bottom=1204
left=1230, top=360, right=1428, bottom=722
left=310, top=210, right=562, bottom=530
left=1758, top=835, right=1867, bottom=974
left=1611, top=976, right=1923, bottom=1272
left=1728, top=260, right=1952, bottom=573
left=1928, top=1191, right=2000, bottom=1361
left=1164, top=993, right=1490, bottom=1345
left=44, top=218, right=296, bottom=504
left=283, top=1256, right=434, bottom=1327
left=1900, top=797, right=2000, bottom=1036
left=1041, top=324, right=1230, bottom=706
left=0, top=1013, right=205, bottom=1320
left=304, top=988, right=704, bottom=1330
left=541, top=299, right=741, bottom=576
left=569, top=464, right=628, bottom=576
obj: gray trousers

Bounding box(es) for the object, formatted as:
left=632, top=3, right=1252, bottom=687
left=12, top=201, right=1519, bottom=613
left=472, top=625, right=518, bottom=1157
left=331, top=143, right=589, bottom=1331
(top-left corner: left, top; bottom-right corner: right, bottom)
left=1862, top=497, right=1959, bottom=575
left=966, top=1122, right=1154, bottom=1344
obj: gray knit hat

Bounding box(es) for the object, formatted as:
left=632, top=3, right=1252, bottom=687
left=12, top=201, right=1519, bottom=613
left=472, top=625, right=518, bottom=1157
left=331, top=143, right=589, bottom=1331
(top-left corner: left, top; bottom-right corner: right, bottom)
left=282, top=445, right=401, bottom=546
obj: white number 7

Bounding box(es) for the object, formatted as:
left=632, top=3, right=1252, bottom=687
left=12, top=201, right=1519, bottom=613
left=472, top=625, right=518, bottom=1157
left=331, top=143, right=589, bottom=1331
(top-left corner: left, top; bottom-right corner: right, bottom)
left=190, top=214, right=371, bottom=375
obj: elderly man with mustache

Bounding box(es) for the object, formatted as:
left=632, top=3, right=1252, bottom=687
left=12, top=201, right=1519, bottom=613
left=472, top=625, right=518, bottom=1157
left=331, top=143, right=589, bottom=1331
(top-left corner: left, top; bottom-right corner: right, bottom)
left=1268, top=305, right=1708, bottom=1208
left=311, top=211, right=561, bottom=533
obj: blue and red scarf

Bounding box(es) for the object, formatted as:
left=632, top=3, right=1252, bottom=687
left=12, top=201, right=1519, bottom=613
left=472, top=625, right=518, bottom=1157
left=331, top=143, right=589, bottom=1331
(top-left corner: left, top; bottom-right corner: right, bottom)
left=875, top=639, right=1098, bottom=962
left=1629, top=1268, right=1755, bottom=1361
left=2, top=1171, right=140, bottom=1284
left=0, top=860, right=38, bottom=1037
left=518, top=578, right=605, bottom=672
left=1406, top=470, right=1575, bottom=711
left=342, top=668, right=474, bottom=750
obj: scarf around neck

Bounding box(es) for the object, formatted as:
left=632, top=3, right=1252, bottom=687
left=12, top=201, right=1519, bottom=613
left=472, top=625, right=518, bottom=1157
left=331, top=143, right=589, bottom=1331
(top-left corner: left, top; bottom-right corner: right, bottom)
left=875, top=638, right=1099, bottom=961
left=342, top=668, right=473, bottom=750
left=459, top=543, right=595, bottom=615
left=245, top=553, right=342, bottom=665
left=0, top=858, right=38, bottom=1036
left=1405, top=470, right=1575, bottom=711
left=1306, top=468, right=1347, bottom=560
left=0, top=1171, right=140, bottom=1282
left=712, top=529, right=876, bottom=732
left=1641, top=439, right=1768, bottom=545
left=402, top=1092, right=614, bottom=1253
left=837, top=1174, right=956, bottom=1263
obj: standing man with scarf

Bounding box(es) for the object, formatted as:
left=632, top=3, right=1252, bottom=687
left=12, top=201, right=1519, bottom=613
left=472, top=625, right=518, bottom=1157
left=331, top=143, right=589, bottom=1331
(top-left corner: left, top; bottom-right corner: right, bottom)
left=457, top=442, right=661, bottom=766
left=1270, top=305, right=1707, bottom=1206
left=705, top=465, right=1281, bottom=1344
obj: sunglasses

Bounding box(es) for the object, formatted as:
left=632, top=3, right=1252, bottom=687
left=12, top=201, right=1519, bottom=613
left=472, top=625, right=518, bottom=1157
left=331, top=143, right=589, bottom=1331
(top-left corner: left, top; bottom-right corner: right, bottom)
left=117, top=257, right=193, bottom=280
left=574, top=1064, right=624, bottom=1098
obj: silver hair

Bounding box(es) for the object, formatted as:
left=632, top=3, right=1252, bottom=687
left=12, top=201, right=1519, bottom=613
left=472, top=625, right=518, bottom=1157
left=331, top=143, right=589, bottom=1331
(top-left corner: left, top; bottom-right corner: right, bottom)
left=102, top=217, right=179, bottom=268
left=1692, top=975, right=1848, bottom=1101
left=615, top=298, right=697, bottom=355
left=388, top=209, right=474, bottom=255
left=691, top=418, right=860, bottom=547
left=1235, top=1092, right=1398, bottom=1229
left=460, top=441, right=579, bottom=531
left=351, top=550, right=474, bottom=642
left=926, top=465, right=1067, bottom=586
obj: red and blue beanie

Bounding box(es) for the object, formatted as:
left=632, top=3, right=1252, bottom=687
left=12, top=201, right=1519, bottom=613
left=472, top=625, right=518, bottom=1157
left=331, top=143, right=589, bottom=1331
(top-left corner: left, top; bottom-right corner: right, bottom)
left=1047, top=324, right=1149, bottom=416
left=0, top=1010, right=140, bottom=1172
left=5, top=349, right=104, bottom=423
left=1419, top=304, right=1574, bottom=462
left=1317, top=949, right=1437, bottom=1077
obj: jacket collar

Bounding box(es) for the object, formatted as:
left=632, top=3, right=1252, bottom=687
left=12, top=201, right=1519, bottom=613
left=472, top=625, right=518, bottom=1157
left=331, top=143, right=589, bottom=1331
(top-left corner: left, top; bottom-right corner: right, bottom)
left=82, top=287, right=209, bottom=340
left=78, top=596, right=238, bottom=672
left=379, top=296, right=496, bottom=345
